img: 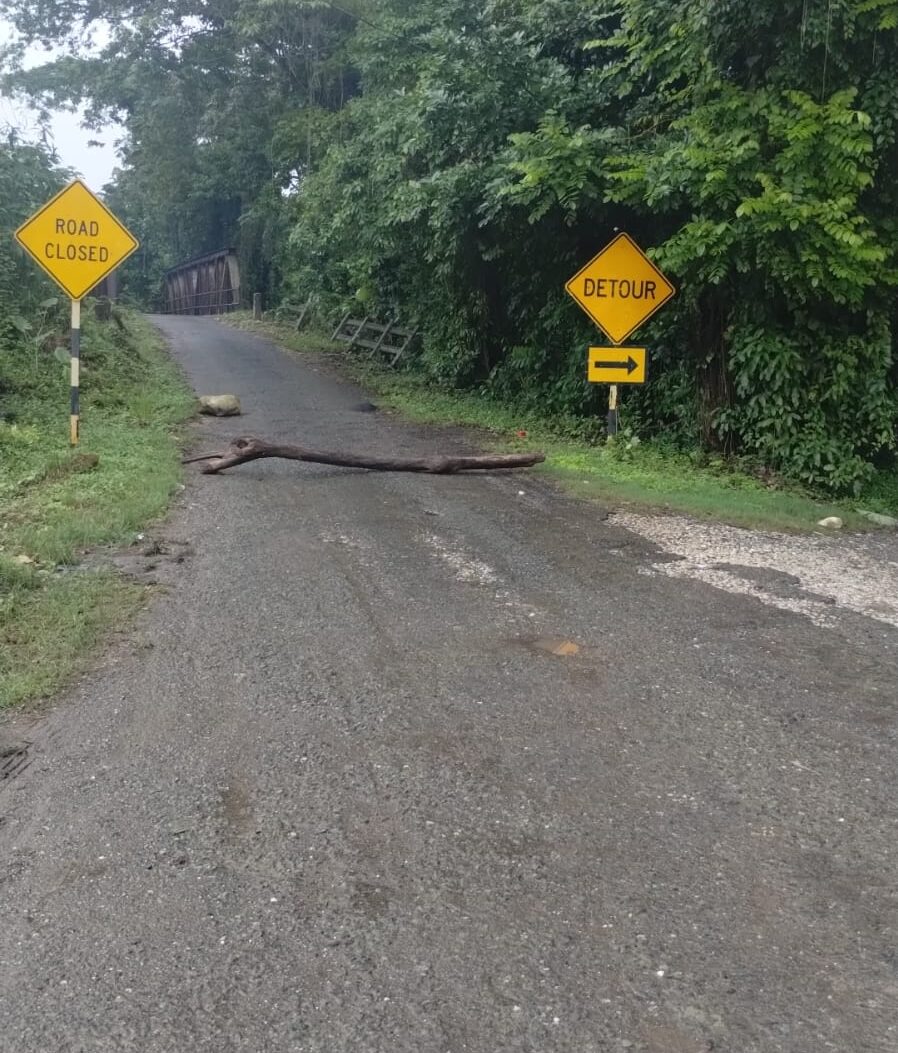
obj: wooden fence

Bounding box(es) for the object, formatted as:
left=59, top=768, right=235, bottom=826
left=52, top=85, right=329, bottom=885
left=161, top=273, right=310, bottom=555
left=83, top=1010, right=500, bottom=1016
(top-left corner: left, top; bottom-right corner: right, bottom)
left=332, top=314, right=418, bottom=366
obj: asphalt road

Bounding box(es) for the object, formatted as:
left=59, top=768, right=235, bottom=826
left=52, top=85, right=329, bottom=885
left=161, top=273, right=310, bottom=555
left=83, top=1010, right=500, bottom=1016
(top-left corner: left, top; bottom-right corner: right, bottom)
left=1, top=316, right=897, bottom=1053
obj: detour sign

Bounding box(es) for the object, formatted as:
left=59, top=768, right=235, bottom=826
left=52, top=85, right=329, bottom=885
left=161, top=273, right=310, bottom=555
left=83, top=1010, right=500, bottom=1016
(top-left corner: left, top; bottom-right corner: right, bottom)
left=565, top=233, right=675, bottom=345
left=15, top=179, right=139, bottom=300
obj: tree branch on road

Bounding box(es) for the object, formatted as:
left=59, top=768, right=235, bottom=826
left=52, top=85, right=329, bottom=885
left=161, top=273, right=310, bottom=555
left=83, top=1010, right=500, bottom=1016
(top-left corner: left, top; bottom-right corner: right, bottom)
left=185, top=436, right=546, bottom=475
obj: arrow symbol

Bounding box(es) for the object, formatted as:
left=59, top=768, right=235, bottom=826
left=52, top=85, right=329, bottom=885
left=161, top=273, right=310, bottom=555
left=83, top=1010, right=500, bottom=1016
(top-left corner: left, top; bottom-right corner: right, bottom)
left=593, top=355, right=638, bottom=374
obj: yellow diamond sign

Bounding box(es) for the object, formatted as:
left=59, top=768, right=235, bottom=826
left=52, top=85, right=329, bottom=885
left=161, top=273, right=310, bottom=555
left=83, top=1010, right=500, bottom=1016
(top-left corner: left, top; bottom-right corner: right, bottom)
left=565, top=233, right=675, bottom=345
left=14, top=179, right=139, bottom=300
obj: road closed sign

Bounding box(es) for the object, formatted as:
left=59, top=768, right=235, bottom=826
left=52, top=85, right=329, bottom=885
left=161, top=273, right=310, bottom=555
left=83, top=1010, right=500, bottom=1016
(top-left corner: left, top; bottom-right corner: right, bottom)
left=14, top=179, right=139, bottom=300
left=566, top=233, right=675, bottom=345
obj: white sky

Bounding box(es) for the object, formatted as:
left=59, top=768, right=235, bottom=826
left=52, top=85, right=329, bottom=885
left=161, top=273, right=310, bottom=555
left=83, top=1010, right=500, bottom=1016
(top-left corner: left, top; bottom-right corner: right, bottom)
left=48, top=108, right=119, bottom=189
left=1, top=21, right=121, bottom=191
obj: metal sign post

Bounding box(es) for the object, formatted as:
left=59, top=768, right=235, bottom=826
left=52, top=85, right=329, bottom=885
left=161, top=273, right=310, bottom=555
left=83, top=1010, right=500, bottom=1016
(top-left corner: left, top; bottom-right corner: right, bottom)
left=70, top=299, right=81, bottom=446
left=14, top=178, right=139, bottom=445
left=566, top=234, right=675, bottom=437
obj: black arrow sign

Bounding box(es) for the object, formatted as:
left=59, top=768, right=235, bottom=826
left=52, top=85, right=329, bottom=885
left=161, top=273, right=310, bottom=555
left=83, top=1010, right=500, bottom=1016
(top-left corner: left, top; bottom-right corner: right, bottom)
left=592, top=355, right=638, bottom=374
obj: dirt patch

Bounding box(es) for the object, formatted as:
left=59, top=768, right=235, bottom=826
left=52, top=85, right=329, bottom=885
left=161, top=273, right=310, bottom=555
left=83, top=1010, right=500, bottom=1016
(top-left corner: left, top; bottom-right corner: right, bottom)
left=0, top=740, right=32, bottom=784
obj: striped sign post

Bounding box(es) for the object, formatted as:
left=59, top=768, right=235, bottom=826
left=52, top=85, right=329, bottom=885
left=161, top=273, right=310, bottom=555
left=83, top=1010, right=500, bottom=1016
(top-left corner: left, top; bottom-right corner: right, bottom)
left=70, top=299, right=81, bottom=445
left=14, top=180, right=139, bottom=445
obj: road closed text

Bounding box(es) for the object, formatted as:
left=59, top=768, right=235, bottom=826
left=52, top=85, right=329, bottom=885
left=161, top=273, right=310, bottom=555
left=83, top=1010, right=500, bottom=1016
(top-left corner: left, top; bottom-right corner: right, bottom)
left=44, top=218, right=110, bottom=262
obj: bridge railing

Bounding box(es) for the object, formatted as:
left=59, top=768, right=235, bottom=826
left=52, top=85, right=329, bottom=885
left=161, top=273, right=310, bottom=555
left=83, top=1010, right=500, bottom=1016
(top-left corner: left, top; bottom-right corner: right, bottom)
left=162, top=248, right=241, bottom=315
left=163, top=287, right=241, bottom=315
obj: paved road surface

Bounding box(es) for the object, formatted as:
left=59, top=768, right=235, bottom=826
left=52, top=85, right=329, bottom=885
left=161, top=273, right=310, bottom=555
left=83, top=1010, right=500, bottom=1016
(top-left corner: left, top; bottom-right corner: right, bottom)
left=1, top=316, right=896, bottom=1053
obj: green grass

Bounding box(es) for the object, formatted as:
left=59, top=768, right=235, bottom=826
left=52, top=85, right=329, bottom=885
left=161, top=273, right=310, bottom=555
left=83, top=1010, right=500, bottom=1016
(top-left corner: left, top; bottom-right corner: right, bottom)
left=0, top=309, right=194, bottom=708
left=224, top=311, right=898, bottom=532
left=0, top=566, right=144, bottom=708
left=350, top=377, right=878, bottom=531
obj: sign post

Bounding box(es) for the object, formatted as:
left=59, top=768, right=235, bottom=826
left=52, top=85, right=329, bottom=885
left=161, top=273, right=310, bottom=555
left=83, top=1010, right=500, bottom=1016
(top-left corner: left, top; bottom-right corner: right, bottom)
left=71, top=298, right=81, bottom=446
left=608, top=384, right=619, bottom=437
left=14, top=179, right=139, bottom=445
left=565, top=233, right=675, bottom=437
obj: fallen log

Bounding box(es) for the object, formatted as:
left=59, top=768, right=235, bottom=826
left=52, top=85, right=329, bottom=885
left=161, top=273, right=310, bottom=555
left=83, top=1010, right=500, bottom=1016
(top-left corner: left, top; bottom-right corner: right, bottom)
left=185, top=436, right=545, bottom=475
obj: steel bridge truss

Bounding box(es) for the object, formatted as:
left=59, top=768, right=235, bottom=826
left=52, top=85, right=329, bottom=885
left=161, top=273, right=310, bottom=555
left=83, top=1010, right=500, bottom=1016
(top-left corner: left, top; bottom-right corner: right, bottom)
left=162, top=248, right=240, bottom=315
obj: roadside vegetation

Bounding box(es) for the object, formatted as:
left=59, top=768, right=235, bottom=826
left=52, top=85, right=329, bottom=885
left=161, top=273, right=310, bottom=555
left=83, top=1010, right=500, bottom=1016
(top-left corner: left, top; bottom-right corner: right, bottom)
left=0, top=135, right=194, bottom=708
left=5, top=0, right=896, bottom=501
left=226, top=312, right=898, bottom=532
left=0, top=308, right=193, bottom=708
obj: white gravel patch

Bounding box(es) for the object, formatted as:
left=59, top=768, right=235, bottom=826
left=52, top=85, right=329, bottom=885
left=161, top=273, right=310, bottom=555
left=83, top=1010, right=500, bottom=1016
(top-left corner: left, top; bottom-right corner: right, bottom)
left=611, top=511, right=898, bottom=630
left=420, top=533, right=544, bottom=620
left=422, top=533, right=499, bottom=586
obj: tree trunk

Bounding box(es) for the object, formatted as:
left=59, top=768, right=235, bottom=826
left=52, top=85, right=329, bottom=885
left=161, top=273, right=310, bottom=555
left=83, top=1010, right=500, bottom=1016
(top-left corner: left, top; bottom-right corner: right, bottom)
left=186, top=436, right=545, bottom=475
left=695, top=289, right=733, bottom=452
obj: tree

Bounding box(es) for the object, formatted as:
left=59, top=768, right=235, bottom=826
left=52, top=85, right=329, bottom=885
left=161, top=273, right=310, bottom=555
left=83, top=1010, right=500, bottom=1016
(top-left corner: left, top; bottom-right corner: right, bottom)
left=1, top=0, right=358, bottom=301
left=4, top=0, right=896, bottom=490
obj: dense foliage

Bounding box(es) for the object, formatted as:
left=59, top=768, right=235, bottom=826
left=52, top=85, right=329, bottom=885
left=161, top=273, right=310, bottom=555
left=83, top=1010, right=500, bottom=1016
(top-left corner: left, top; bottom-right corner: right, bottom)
left=0, top=134, right=66, bottom=314
left=3, top=0, right=897, bottom=491
left=0, top=133, right=70, bottom=426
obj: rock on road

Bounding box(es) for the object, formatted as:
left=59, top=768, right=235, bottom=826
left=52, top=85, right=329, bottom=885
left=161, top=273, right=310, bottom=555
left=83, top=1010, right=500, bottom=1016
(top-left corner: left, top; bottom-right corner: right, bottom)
left=1, top=316, right=897, bottom=1053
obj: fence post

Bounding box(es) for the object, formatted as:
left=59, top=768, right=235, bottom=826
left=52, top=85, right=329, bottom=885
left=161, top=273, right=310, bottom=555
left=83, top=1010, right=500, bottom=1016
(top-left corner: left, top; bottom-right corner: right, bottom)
left=253, top=293, right=262, bottom=320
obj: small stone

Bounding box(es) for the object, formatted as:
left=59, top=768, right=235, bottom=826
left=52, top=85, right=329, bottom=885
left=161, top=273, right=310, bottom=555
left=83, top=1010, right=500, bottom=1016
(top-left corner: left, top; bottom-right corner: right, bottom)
left=859, top=510, right=898, bottom=528
left=817, top=517, right=843, bottom=529
left=199, top=394, right=242, bottom=417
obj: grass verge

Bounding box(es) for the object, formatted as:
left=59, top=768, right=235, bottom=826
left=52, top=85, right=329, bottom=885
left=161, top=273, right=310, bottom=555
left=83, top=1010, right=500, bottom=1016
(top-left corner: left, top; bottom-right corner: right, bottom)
left=0, top=309, right=194, bottom=708
left=223, top=312, right=898, bottom=533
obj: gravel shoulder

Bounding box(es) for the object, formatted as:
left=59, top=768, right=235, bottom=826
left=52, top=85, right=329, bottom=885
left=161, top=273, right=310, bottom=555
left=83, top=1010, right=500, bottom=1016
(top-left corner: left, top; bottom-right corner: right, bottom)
left=612, top=510, right=898, bottom=630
